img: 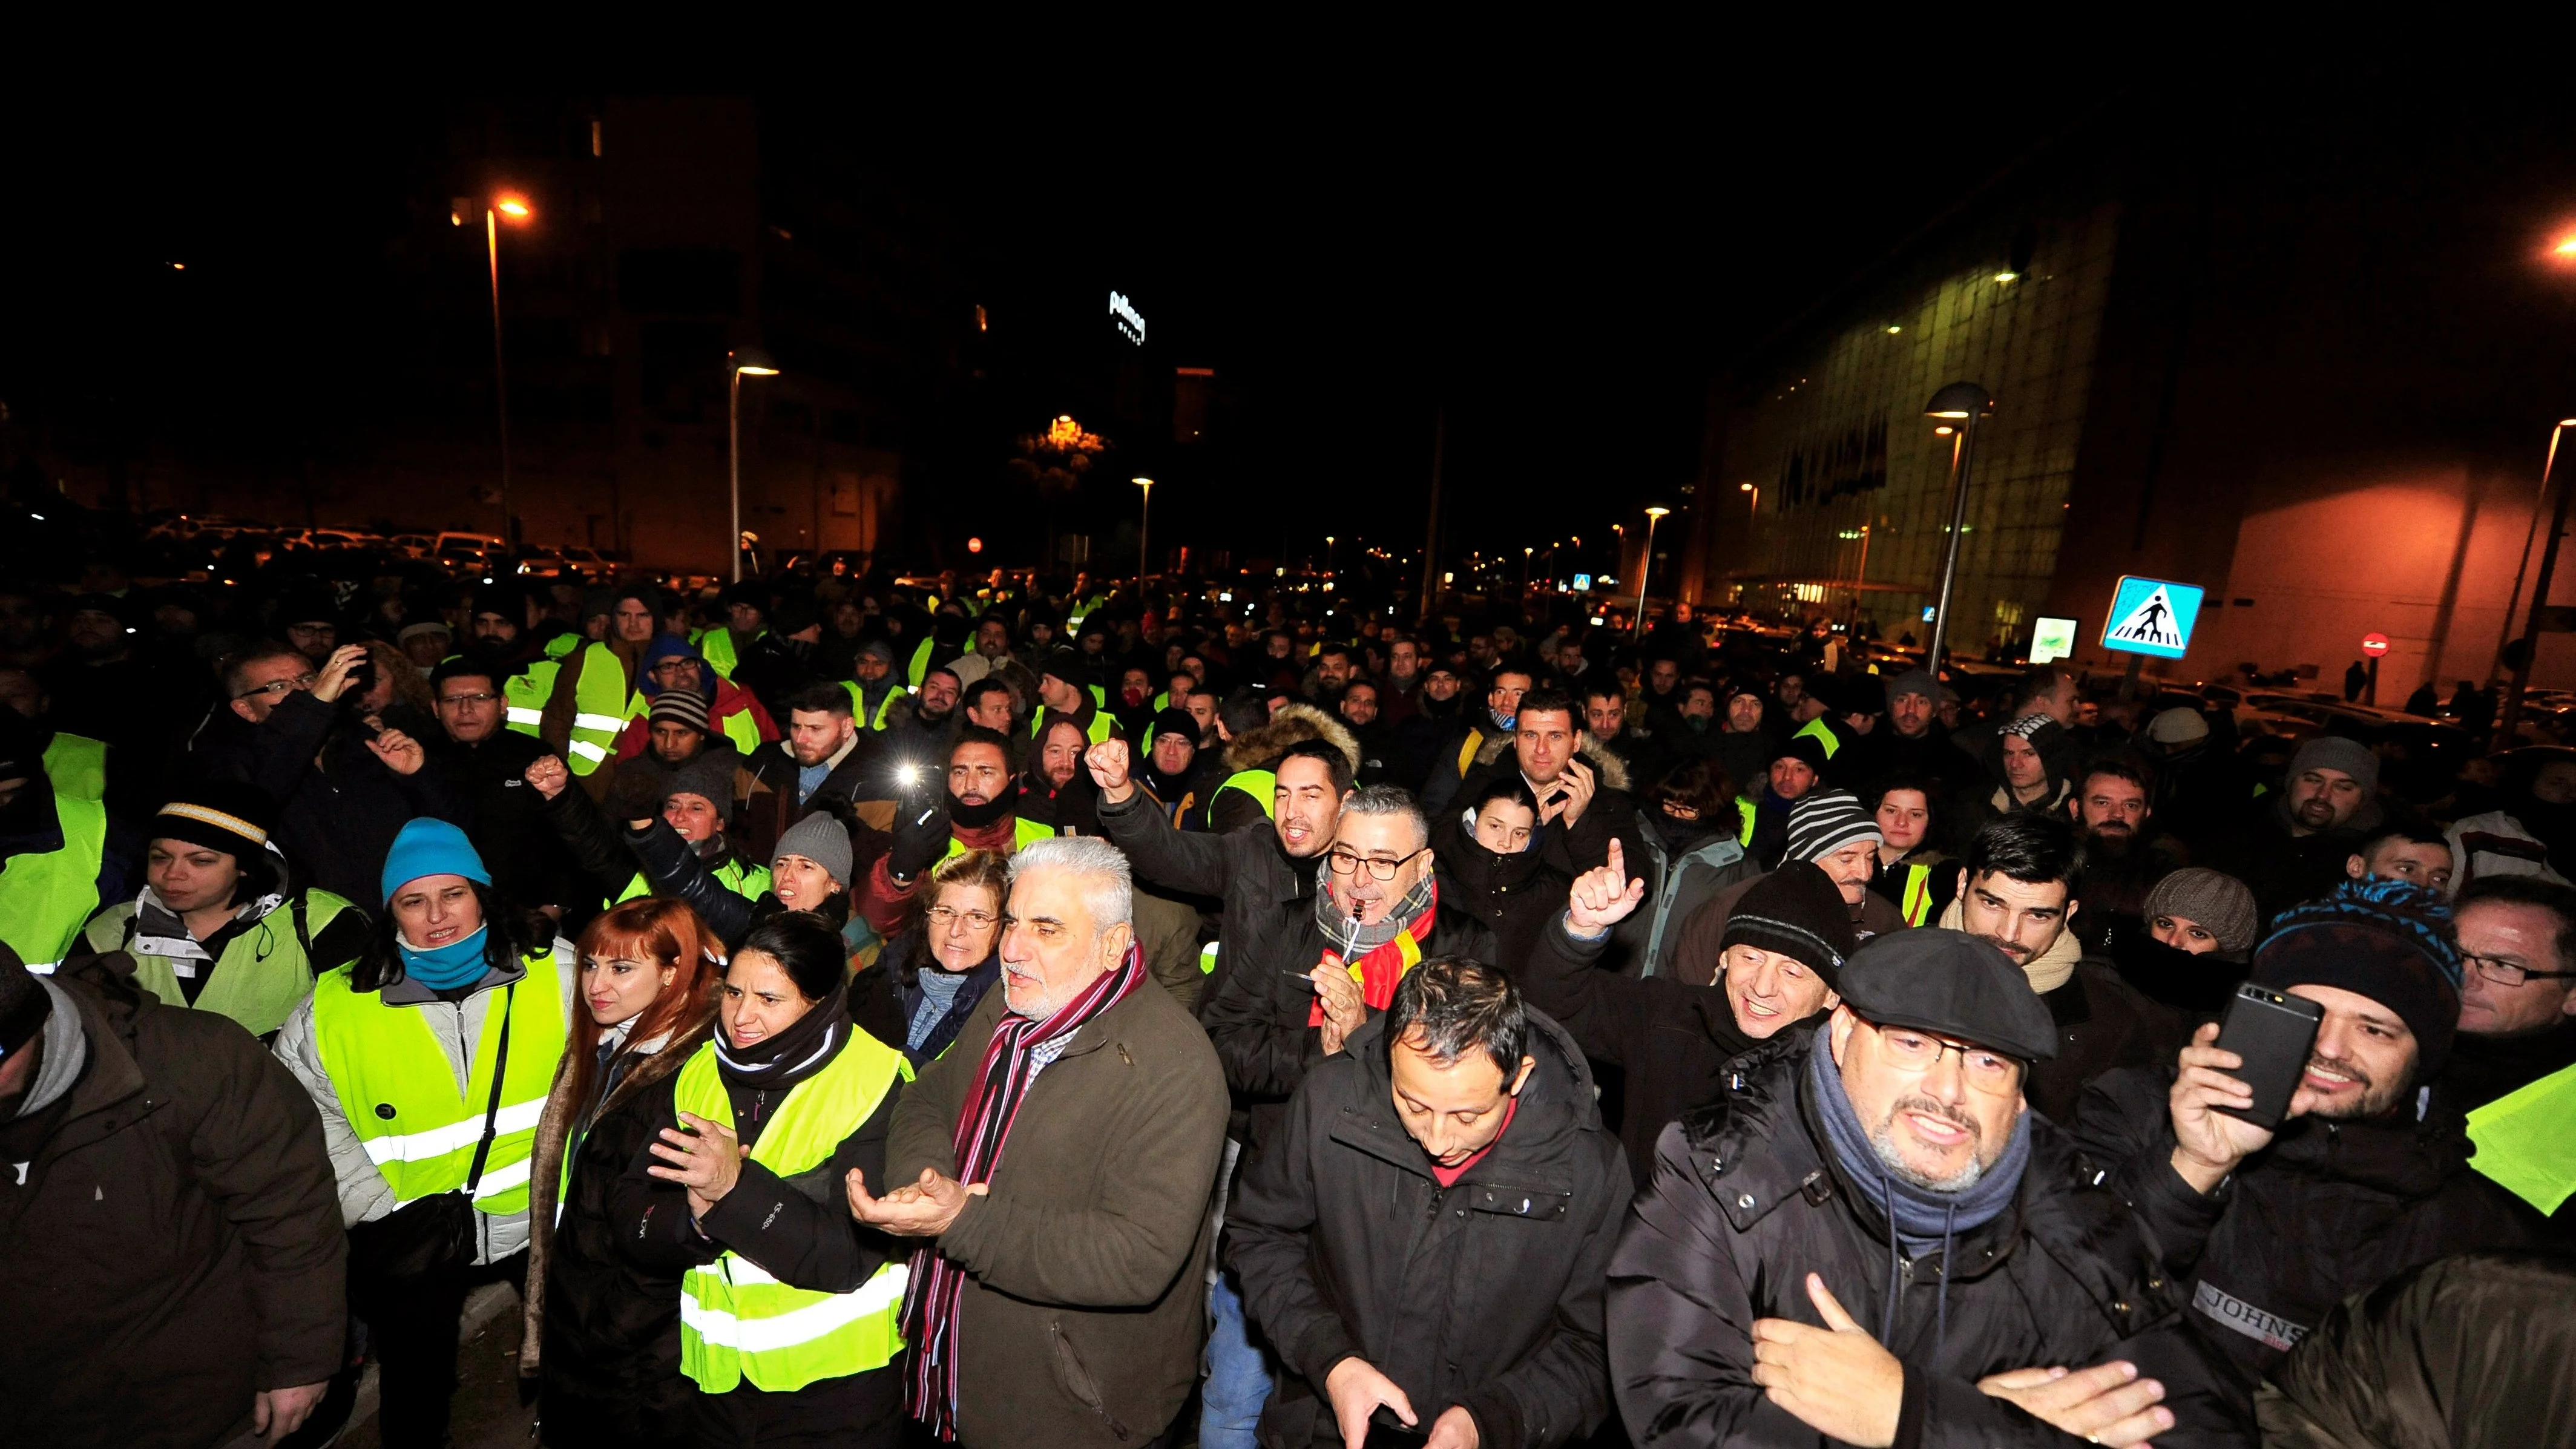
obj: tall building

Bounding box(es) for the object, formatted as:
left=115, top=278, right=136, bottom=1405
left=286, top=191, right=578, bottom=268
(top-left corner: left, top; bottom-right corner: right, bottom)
left=1690, top=76, right=2576, bottom=695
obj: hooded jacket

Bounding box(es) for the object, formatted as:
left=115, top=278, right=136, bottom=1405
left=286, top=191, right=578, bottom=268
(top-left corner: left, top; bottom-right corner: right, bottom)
left=1609, top=809, right=1761, bottom=980
left=1609, top=1033, right=2255, bottom=1449
left=1209, top=703, right=1362, bottom=835
left=1432, top=807, right=1570, bottom=973
left=1226, top=1010, right=1628, bottom=1449
left=1454, top=731, right=1643, bottom=880
left=2068, top=1065, right=2546, bottom=1391
left=2, top=951, right=345, bottom=1449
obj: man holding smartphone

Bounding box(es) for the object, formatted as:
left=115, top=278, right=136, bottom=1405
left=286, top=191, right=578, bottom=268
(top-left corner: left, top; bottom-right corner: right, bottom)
left=2069, top=878, right=2545, bottom=1390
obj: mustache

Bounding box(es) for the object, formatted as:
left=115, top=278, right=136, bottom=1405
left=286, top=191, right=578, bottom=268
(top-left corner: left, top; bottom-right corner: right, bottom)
left=1976, top=932, right=2032, bottom=961
left=1884, top=1092, right=1982, bottom=1144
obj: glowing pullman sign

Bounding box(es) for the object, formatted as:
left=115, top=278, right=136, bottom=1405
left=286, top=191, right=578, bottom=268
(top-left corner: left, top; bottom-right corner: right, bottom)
left=1109, top=290, right=1146, bottom=346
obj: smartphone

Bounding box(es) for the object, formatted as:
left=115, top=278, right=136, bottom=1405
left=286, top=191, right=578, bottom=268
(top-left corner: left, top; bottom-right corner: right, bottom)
left=1362, top=1413, right=1428, bottom=1449
left=2212, top=983, right=2324, bottom=1129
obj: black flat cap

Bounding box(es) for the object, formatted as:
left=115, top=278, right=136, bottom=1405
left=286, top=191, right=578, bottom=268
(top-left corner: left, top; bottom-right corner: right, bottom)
left=1835, top=927, right=2058, bottom=1061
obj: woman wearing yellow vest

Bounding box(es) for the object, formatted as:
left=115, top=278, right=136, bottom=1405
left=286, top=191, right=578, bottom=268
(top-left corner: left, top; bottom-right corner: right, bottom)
left=80, top=781, right=367, bottom=1040
left=274, top=818, right=575, bottom=1449
left=614, top=912, right=913, bottom=1447
left=519, top=897, right=723, bottom=1449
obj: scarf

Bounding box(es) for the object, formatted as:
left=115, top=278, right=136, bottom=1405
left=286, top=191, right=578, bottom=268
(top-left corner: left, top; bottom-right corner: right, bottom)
left=712, top=984, right=850, bottom=1094
left=1307, top=869, right=1438, bottom=1027
left=905, top=947, right=1144, bottom=1440
left=398, top=924, right=491, bottom=991
left=1806, top=1024, right=2030, bottom=1362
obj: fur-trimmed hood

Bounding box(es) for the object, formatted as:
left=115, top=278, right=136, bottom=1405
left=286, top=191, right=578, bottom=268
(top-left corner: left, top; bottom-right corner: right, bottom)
left=1469, top=729, right=1632, bottom=794
left=1223, top=700, right=1362, bottom=775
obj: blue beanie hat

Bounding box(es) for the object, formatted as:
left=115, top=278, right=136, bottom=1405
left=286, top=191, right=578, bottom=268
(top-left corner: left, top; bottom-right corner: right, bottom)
left=380, top=818, right=493, bottom=905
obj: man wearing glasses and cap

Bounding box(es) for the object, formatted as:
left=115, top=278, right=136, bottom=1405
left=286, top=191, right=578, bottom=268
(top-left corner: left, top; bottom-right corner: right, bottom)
left=1609, top=928, right=2249, bottom=1448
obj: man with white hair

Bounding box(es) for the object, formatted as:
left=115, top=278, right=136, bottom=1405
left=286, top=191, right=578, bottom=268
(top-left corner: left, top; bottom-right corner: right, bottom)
left=864, top=836, right=1227, bottom=1447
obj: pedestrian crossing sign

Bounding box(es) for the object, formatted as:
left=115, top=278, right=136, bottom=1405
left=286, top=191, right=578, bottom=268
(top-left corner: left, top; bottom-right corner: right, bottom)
left=2101, top=576, right=2204, bottom=660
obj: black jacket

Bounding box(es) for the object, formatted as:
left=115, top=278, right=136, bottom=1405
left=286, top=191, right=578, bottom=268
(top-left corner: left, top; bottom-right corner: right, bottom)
left=2190, top=796, right=2378, bottom=933
left=2068, top=1065, right=2548, bottom=1390
left=2024, top=957, right=2189, bottom=1126
left=1432, top=811, right=1569, bottom=975
left=1227, top=1010, right=1627, bottom=1449
left=1519, top=914, right=1801, bottom=1191
left=1096, top=781, right=1317, bottom=1017
left=202, top=688, right=466, bottom=904
left=1608, top=1033, right=2254, bottom=1449
left=2442, top=1019, right=2576, bottom=1112
left=426, top=728, right=586, bottom=921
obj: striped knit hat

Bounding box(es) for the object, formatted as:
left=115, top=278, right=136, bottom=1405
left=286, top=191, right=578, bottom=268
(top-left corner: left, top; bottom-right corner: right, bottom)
left=1786, top=789, right=1881, bottom=862
left=649, top=688, right=712, bottom=735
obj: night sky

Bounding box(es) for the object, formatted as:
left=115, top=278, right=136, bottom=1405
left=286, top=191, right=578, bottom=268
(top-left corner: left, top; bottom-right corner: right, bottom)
left=2, top=68, right=2143, bottom=565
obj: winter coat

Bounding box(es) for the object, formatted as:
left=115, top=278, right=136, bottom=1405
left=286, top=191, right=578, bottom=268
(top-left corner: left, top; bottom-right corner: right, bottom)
left=849, top=932, right=1002, bottom=1070
left=2, top=951, right=344, bottom=1449
left=1226, top=1010, right=1628, bottom=1449
left=274, top=942, right=579, bottom=1266
left=1519, top=914, right=1799, bottom=1191
left=1421, top=715, right=1513, bottom=818
left=1453, top=734, right=1644, bottom=879
left=741, top=735, right=878, bottom=870
left=2028, top=959, right=2189, bottom=1126
left=1432, top=810, right=1570, bottom=975
left=2255, top=1252, right=2576, bottom=1449
left=1609, top=811, right=1761, bottom=980
left=1096, top=780, right=1319, bottom=1019
left=2444, top=1019, right=2576, bottom=1112
left=519, top=1013, right=714, bottom=1444
left=2192, top=794, right=2382, bottom=933
left=208, top=687, right=468, bottom=905
left=886, top=974, right=1230, bottom=1448
left=425, top=727, right=588, bottom=921
left=1198, top=884, right=1498, bottom=1158
left=2067, top=1065, right=2548, bottom=1390
left=1608, top=1032, right=2255, bottom=1449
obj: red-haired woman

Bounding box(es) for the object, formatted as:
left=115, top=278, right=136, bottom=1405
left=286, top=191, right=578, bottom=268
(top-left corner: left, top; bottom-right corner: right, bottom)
left=517, top=897, right=722, bottom=1448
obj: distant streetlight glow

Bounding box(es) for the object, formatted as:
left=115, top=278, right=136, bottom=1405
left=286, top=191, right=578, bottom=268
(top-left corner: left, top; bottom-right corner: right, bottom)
left=1994, top=271, right=2019, bottom=283
left=1134, top=477, right=1155, bottom=579
left=2556, top=235, right=2576, bottom=257
left=1634, top=506, right=1672, bottom=638
left=495, top=196, right=532, bottom=219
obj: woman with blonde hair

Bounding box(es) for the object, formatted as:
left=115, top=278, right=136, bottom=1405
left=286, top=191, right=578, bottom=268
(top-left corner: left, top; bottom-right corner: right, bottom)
left=519, top=896, right=724, bottom=1448
left=851, top=848, right=1008, bottom=1067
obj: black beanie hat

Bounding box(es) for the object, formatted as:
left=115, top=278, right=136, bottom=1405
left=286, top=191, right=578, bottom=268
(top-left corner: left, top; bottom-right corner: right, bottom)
left=149, top=780, right=278, bottom=862
left=1770, top=733, right=1831, bottom=776
left=2255, top=877, right=2463, bottom=1079
left=1720, top=861, right=1861, bottom=986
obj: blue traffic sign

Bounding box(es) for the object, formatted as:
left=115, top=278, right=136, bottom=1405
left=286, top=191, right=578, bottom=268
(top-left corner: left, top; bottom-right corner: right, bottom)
left=2101, top=576, right=2204, bottom=660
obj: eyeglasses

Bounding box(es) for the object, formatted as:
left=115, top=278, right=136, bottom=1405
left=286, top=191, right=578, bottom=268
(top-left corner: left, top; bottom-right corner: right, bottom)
left=925, top=905, right=998, bottom=933
left=2461, top=952, right=2576, bottom=989
left=1872, top=1025, right=2023, bottom=1094
left=649, top=660, right=700, bottom=675
left=1327, top=846, right=1428, bottom=881
left=436, top=691, right=500, bottom=707
left=234, top=673, right=317, bottom=702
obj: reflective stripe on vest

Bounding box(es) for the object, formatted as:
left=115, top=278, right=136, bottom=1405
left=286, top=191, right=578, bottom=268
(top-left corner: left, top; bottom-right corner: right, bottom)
left=0, top=734, right=111, bottom=973
left=1899, top=863, right=1935, bottom=927
left=1207, top=768, right=1277, bottom=829
left=675, top=1036, right=912, bottom=1393
left=505, top=662, right=559, bottom=735
left=90, top=889, right=356, bottom=1038
left=566, top=643, right=636, bottom=775
left=309, top=958, right=568, bottom=1214
left=620, top=857, right=771, bottom=905
left=941, top=816, right=1056, bottom=864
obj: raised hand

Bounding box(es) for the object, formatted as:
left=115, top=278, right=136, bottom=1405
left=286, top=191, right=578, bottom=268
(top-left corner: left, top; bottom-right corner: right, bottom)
left=1564, top=837, right=1647, bottom=936
left=2168, top=1020, right=2279, bottom=1193
left=524, top=755, right=570, bottom=800
left=1086, top=737, right=1135, bottom=802
left=366, top=728, right=426, bottom=777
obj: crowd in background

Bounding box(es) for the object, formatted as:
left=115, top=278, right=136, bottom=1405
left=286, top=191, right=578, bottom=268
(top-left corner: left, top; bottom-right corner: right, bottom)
left=4, top=550, right=2574, bottom=1449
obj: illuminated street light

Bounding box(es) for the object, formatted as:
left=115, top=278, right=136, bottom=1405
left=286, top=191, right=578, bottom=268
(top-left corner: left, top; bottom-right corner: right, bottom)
left=1135, top=478, right=1155, bottom=579
left=483, top=192, right=535, bottom=545
left=1922, top=381, right=1995, bottom=671
left=1634, top=506, right=1671, bottom=637
left=728, top=347, right=781, bottom=583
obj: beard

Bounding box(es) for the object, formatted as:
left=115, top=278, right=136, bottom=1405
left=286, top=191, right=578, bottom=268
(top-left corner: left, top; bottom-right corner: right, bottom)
left=2302, top=1049, right=2411, bottom=1120
left=1868, top=1094, right=1988, bottom=1192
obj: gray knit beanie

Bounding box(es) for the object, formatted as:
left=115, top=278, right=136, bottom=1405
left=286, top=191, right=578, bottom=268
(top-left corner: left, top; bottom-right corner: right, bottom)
left=2144, top=867, right=2261, bottom=957
left=772, top=812, right=855, bottom=889
left=1887, top=669, right=1939, bottom=705
left=2288, top=735, right=2379, bottom=797
left=662, top=746, right=740, bottom=821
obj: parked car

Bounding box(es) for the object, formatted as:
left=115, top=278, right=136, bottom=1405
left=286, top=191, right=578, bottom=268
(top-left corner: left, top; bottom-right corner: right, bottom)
left=433, top=531, right=510, bottom=574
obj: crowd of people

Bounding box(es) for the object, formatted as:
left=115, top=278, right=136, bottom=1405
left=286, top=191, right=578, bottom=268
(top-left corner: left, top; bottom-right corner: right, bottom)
left=4, top=557, right=2574, bottom=1449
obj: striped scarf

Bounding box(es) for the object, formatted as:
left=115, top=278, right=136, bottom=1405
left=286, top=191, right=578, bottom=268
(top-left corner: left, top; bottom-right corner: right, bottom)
left=902, top=945, right=1145, bottom=1440
left=1307, top=875, right=1439, bottom=1027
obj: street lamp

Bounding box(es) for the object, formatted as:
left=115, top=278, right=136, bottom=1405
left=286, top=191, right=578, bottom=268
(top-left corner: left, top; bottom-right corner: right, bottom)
left=1134, top=477, right=1155, bottom=579
left=1922, top=381, right=1994, bottom=671
left=484, top=192, right=534, bottom=544
left=1634, top=506, right=1671, bottom=637
left=2492, top=417, right=2576, bottom=748
left=728, top=347, right=780, bottom=583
